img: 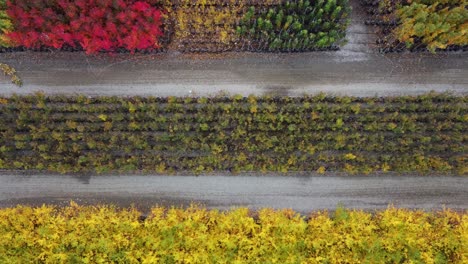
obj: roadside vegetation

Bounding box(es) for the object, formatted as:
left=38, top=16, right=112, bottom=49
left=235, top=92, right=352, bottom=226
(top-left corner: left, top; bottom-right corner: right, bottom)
left=0, top=93, right=466, bottom=174
left=0, top=204, right=466, bottom=263
left=0, top=62, right=21, bottom=86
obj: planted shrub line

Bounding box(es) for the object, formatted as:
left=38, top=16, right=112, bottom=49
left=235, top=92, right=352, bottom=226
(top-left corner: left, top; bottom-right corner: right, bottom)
left=361, top=0, right=468, bottom=53
left=237, top=0, right=350, bottom=51
left=4, top=130, right=464, bottom=149
left=8, top=92, right=465, bottom=103
left=3, top=0, right=165, bottom=54
left=0, top=204, right=466, bottom=263
left=2, top=0, right=467, bottom=53
left=0, top=0, right=350, bottom=54
left=2, top=95, right=465, bottom=109
left=0, top=93, right=466, bottom=175
left=163, top=0, right=283, bottom=6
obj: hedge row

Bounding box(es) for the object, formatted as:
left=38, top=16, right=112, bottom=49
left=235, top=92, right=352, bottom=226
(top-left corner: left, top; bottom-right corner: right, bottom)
left=0, top=204, right=466, bottom=263
left=164, top=0, right=257, bottom=52
left=362, top=0, right=468, bottom=53
left=166, top=0, right=349, bottom=52
left=0, top=0, right=349, bottom=53
left=0, top=0, right=12, bottom=47
left=394, top=0, right=468, bottom=52
left=238, top=0, right=349, bottom=51
left=3, top=0, right=164, bottom=54
left=0, top=93, right=466, bottom=175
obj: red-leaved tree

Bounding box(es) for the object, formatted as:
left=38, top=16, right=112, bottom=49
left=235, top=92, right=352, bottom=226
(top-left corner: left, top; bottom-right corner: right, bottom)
left=6, top=0, right=164, bottom=54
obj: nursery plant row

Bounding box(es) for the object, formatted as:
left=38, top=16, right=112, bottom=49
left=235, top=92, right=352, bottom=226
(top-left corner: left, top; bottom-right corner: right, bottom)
left=361, top=0, right=468, bottom=53
left=0, top=204, right=466, bottom=263
left=0, top=0, right=350, bottom=54
left=1, top=0, right=466, bottom=53
left=0, top=93, right=466, bottom=175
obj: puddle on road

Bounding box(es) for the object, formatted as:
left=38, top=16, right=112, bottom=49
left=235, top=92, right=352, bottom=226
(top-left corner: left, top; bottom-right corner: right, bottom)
left=261, top=85, right=293, bottom=96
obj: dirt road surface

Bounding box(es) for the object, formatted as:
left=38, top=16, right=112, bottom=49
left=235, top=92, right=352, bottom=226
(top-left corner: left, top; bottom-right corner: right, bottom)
left=1, top=174, right=466, bottom=213
left=1, top=51, right=467, bottom=97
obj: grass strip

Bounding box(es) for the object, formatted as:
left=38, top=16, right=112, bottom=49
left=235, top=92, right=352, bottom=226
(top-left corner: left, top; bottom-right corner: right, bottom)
left=0, top=204, right=466, bottom=263
left=0, top=92, right=466, bottom=175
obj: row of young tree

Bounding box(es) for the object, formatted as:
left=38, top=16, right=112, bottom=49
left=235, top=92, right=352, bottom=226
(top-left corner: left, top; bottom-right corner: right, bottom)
left=1, top=205, right=465, bottom=263
left=1, top=0, right=164, bottom=54
left=0, top=0, right=350, bottom=53
left=237, top=0, right=350, bottom=51
left=0, top=93, right=465, bottom=174
left=394, top=0, right=467, bottom=52
left=1, top=0, right=465, bottom=53
left=364, top=0, right=467, bottom=52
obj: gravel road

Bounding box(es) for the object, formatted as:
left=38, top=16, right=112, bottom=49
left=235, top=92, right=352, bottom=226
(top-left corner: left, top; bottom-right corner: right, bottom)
left=1, top=0, right=466, bottom=97
left=1, top=51, right=467, bottom=97
left=1, top=174, right=466, bottom=213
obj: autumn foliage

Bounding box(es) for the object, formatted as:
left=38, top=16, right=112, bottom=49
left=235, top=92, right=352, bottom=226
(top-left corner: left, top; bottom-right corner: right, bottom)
left=6, top=0, right=164, bottom=54
left=368, top=0, right=468, bottom=52
left=393, top=0, right=468, bottom=52
left=0, top=0, right=12, bottom=47
left=0, top=204, right=466, bottom=263
left=0, top=93, right=466, bottom=175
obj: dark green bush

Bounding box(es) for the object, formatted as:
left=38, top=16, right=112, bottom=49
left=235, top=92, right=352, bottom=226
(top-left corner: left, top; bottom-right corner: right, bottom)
left=237, top=0, right=350, bottom=51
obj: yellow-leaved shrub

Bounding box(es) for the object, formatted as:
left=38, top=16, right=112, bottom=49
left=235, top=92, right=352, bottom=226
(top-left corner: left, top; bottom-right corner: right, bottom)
left=0, top=204, right=466, bottom=263
left=0, top=62, right=22, bottom=86
left=393, top=1, right=468, bottom=52
left=162, top=0, right=282, bottom=51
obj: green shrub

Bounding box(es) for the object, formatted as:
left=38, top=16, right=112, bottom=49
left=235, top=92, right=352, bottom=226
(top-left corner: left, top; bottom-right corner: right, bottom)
left=237, top=0, right=350, bottom=51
